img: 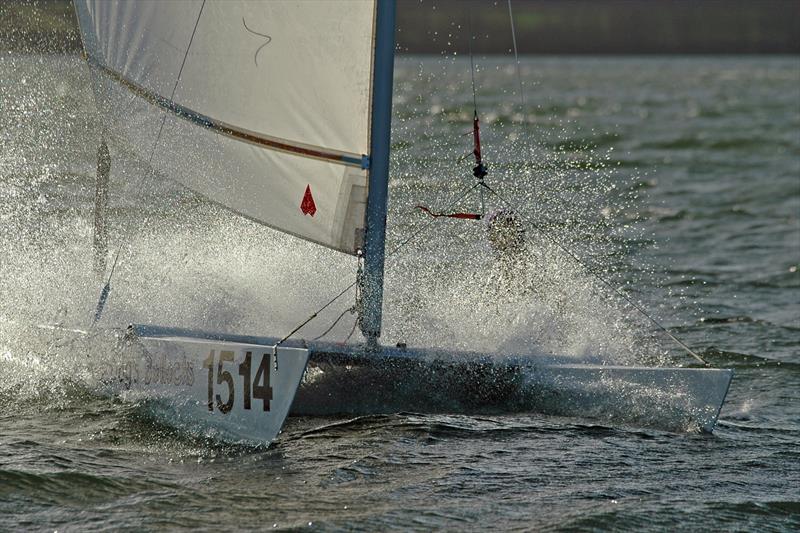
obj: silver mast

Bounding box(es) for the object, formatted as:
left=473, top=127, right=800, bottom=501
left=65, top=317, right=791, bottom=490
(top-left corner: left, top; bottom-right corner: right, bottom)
left=359, top=0, right=396, bottom=350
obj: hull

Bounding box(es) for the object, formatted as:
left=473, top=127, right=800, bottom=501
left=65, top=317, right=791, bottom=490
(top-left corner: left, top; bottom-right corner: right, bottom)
left=38, top=323, right=732, bottom=439
left=133, top=325, right=733, bottom=434
left=297, top=345, right=732, bottom=433
left=69, top=325, right=310, bottom=444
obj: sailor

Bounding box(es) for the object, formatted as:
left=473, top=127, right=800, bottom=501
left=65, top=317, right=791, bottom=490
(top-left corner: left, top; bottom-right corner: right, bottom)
left=482, top=208, right=531, bottom=299
left=414, top=205, right=527, bottom=260
left=485, top=208, right=526, bottom=262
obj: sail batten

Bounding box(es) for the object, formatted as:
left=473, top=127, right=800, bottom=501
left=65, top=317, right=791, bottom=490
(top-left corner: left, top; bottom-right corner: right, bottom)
left=75, top=0, right=377, bottom=255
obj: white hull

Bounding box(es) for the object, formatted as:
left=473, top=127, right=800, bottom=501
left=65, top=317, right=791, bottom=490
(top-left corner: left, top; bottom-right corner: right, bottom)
left=84, top=327, right=309, bottom=444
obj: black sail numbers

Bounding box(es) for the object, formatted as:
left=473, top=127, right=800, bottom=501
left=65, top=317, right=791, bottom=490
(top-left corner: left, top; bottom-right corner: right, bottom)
left=203, top=350, right=273, bottom=414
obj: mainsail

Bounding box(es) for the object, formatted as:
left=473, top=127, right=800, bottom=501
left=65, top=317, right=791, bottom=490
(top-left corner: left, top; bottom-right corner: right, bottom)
left=74, top=0, right=377, bottom=254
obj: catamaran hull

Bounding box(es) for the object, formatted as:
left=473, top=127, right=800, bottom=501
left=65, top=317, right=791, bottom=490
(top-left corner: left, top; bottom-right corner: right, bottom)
left=130, top=325, right=732, bottom=434
left=37, top=324, right=732, bottom=438
left=298, top=348, right=733, bottom=433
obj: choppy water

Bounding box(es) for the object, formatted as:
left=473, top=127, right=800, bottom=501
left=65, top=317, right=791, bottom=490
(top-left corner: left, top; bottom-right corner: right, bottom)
left=1, top=54, right=799, bottom=530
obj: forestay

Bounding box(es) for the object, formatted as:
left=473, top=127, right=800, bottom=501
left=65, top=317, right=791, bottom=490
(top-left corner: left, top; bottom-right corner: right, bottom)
left=74, top=0, right=376, bottom=254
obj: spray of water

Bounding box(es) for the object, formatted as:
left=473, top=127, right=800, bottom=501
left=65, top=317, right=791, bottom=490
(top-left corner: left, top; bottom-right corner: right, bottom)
left=1, top=54, right=673, bottom=418
left=384, top=57, right=667, bottom=365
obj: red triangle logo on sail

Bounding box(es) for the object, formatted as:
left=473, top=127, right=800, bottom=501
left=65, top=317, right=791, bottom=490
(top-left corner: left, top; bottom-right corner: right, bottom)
left=300, top=184, right=317, bottom=216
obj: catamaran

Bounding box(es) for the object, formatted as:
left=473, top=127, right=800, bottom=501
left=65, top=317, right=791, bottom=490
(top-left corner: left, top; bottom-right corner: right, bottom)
left=69, top=0, right=733, bottom=443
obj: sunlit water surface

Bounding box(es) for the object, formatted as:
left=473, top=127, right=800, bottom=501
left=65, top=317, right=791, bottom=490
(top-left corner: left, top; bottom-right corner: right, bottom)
left=1, top=55, right=798, bottom=530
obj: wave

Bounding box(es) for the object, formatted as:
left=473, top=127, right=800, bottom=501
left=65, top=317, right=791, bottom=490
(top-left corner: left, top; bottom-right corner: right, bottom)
left=0, top=468, right=165, bottom=503
left=560, top=500, right=800, bottom=532
left=699, top=347, right=800, bottom=370
left=289, top=412, right=661, bottom=443
left=639, top=135, right=791, bottom=151
left=748, top=268, right=800, bottom=289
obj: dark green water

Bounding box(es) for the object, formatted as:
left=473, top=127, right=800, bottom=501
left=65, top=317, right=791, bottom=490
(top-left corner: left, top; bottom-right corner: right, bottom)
left=1, top=55, right=799, bottom=530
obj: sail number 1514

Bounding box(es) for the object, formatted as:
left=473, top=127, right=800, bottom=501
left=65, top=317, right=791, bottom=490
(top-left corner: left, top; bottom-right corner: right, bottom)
left=202, top=350, right=272, bottom=413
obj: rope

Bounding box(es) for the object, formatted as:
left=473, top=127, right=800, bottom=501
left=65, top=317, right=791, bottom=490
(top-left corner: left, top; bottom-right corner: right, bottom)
left=416, top=205, right=481, bottom=220
left=342, top=319, right=358, bottom=344
left=312, top=306, right=356, bottom=341
left=273, top=281, right=357, bottom=349
left=388, top=183, right=480, bottom=258
left=466, top=7, right=487, bottom=215
left=90, top=0, right=207, bottom=325
left=311, top=257, right=362, bottom=342
left=483, top=184, right=709, bottom=366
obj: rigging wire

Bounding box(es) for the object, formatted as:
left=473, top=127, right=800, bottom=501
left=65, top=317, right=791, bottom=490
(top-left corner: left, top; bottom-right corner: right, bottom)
left=312, top=306, right=355, bottom=341
left=482, top=184, right=709, bottom=366
left=307, top=7, right=490, bottom=342
left=311, top=256, right=361, bottom=342
left=507, top=0, right=525, bottom=109
left=467, top=8, right=479, bottom=115
left=466, top=5, right=487, bottom=214
left=279, top=182, right=481, bottom=344
left=273, top=281, right=358, bottom=349
left=91, top=0, right=207, bottom=326
left=341, top=316, right=359, bottom=344
left=495, top=4, right=706, bottom=365
left=283, top=0, right=708, bottom=367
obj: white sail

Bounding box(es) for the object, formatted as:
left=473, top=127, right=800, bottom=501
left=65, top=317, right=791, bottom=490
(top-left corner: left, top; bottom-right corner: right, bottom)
left=74, top=0, right=376, bottom=254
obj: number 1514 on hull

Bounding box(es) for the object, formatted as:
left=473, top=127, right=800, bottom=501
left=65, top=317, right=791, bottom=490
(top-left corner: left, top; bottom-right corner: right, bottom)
left=127, top=336, right=310, bottom=444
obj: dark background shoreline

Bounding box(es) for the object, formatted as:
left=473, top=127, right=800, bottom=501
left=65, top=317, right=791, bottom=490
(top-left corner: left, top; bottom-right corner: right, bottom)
left=2, top=0, right=799, bottom=55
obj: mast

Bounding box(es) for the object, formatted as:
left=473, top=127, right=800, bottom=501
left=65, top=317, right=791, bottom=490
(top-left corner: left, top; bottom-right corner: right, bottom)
left=360, top=0, right=396, bottom=350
